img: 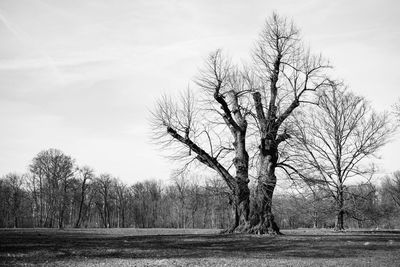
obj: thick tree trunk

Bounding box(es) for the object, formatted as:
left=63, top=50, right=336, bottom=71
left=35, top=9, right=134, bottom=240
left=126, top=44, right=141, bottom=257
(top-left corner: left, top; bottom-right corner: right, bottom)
left=335, top=187, right=345, bottom=231
left=250, top=180, right=281, bottom=234
left=335, top=210, right=344, bottom=230
left=249, top=148, right=282, bottom=235
left=223, top=131, right=251, bottom=233
left=224, top=182, right=250, bottom=233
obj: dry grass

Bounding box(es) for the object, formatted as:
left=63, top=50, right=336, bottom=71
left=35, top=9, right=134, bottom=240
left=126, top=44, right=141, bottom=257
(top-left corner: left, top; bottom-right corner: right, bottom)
left=1, top=228, right=399, bottom=266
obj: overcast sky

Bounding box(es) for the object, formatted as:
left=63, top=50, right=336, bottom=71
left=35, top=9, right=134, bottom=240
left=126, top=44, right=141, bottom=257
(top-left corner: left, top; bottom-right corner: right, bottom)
left=1, top=0, right=399, bottom=184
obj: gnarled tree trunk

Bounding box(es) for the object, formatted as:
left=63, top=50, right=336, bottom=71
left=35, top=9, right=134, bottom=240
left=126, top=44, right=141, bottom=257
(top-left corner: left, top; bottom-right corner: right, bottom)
left=224, top=129, right=251, bottom=233
left=226, top=180, right=250, bottom=233
left=248, top=144, right=282, bottom=235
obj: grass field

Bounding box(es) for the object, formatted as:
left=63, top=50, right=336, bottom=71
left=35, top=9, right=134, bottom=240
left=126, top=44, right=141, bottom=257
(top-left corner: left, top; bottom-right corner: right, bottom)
left=1, top=228, right=399, bottom=266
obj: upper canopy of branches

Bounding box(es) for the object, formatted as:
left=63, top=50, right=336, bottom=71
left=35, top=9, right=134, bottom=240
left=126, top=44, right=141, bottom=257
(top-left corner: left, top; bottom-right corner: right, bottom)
left=150, top=13, right=332, bottom=177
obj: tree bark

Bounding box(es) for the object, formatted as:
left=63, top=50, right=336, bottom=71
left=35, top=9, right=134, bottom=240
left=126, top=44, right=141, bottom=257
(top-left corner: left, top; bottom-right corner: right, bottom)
left=223, top=129, right=251, bottom=233
left=249, top=149, right=282, bottom=235
left=335, top=210, right=344, bottom=231
left=225, top=181, right=250, bottom=233
left=335, top=187, right=345, bottom=231
left=249, top=88, right=284, bottom=235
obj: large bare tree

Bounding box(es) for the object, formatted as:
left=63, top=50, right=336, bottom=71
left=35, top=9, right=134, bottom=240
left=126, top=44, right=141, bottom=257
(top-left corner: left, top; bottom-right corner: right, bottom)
left=151, top=13, right=330, bottom=233
left=286, top=84, right=394, bottom=230
left=151, top=54, right=252, bottom=232
left=249, top=13, right=329, bottom=234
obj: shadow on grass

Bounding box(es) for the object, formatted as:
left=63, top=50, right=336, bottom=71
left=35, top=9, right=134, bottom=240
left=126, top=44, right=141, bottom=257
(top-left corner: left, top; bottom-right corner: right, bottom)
left=1, top=229, right=400, bottom=265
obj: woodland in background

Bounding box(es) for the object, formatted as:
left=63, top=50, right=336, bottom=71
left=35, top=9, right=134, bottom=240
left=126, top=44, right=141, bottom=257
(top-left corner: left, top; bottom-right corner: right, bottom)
left=0, top=149, right=399, bottom=230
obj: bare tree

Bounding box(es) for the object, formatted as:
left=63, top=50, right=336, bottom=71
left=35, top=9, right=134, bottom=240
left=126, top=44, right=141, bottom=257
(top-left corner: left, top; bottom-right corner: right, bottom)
left=93, top=174, right=114, bottom=228
left=30, top=149, right=75, bottom=228
left=287, top=84, right=395, bottom=230
left=74, top=166, right=94, bottom=228
left=249, top=13, right=330, bottom=234
left=115, top=180, right=129, bottom=228
left=151, top=54, right=251, bottom=232
left=151, top=13, right=330, bottom=233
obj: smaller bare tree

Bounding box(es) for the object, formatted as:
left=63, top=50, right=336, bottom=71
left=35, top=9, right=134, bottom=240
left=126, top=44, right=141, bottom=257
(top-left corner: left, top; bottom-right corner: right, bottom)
left=115, top=181, right=129, bottom=228
left=93, top=174, right=115, bottom=228
left=74, top=166, right=94, bottom=228
left=286, top=84, right=395, bottom=230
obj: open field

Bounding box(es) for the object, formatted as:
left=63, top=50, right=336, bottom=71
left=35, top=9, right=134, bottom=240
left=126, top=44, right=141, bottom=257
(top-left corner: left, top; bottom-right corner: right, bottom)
left=1, top=228, right=400, bottom=266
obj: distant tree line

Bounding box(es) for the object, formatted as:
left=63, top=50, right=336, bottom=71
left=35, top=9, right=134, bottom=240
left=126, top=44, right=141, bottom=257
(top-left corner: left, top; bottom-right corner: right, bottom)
left=0, top=148, right=399, bottom=229
left=0, top=150, right=232, bottom=229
